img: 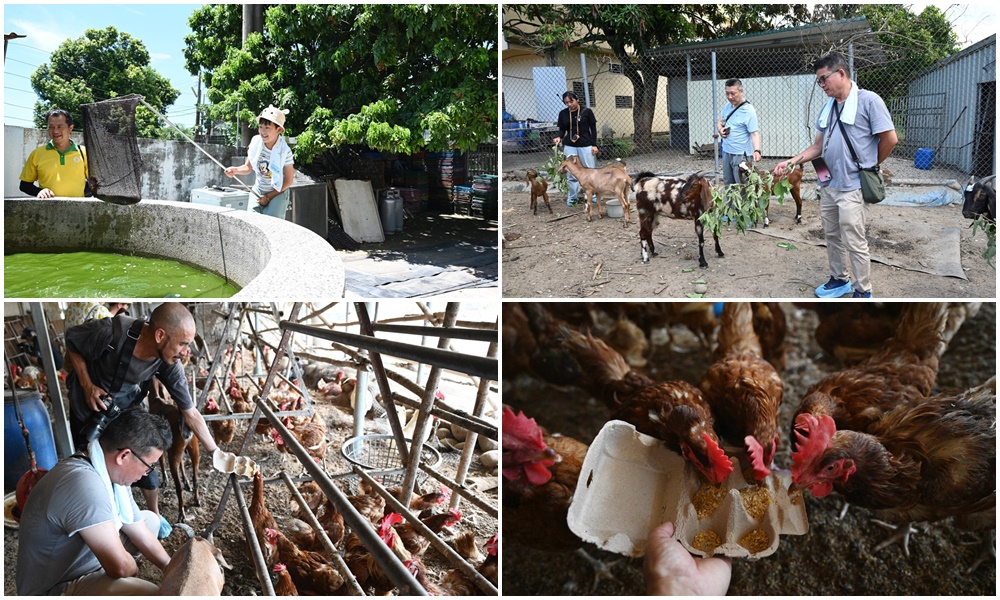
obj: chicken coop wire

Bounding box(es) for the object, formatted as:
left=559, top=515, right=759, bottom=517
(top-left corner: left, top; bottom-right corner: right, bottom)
left=341, top=434, right=441, bottom=490
left=502, top=13, right=994, bottom=185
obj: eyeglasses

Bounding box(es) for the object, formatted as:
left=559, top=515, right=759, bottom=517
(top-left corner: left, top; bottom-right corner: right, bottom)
left=816, top=70, right=842, bottom=86
left=123, top=448, right=156, bottom=476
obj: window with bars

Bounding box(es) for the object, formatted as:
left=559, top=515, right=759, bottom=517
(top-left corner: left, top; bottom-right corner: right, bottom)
left=572, top=81, right=597, bottom=107
left=615, top=95, right=633, bottom=109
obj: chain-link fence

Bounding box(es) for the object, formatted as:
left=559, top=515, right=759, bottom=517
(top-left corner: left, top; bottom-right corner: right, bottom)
left=502, top=18, right=995, bottom=184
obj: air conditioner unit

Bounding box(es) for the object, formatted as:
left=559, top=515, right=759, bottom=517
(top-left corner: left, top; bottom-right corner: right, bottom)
left=189, top=186, right=251, bottom=210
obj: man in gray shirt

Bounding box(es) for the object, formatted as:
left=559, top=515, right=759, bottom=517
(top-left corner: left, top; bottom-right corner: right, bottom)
left=17, top=409, right=173, bottom=595
left=774, top=52, right=897, bottom=298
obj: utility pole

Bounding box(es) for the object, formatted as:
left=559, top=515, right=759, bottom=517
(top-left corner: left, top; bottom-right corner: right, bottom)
left=240, top=4, right=265, bottom=147
left=4, top=32, right=26, bottom=62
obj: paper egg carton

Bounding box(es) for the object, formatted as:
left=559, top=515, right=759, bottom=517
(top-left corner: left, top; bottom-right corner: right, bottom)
left=567, top=420, right=808, bottom=559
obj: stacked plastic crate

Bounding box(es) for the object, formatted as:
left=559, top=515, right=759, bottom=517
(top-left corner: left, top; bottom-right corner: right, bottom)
left=471, top=174, right=499, bottom=220
left=427, top=150, right=467, bottom=212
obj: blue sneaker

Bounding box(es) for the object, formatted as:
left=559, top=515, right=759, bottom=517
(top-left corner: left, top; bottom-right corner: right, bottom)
left=815, top=277, right=853, bottom=298
left=852, top=290, right=873, bottom=298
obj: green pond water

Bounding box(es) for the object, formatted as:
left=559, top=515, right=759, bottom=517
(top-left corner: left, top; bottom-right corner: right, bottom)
left=4, top=251, right=240, bottom=298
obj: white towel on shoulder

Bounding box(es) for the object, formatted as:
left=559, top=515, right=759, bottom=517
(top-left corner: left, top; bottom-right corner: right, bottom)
left=817, top=80, right=859, bottom=128
left=88, top=438, right=136, bottom=530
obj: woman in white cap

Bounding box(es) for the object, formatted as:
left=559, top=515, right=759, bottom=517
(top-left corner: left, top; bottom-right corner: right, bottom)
left=224, top=105, right=295, bottom=218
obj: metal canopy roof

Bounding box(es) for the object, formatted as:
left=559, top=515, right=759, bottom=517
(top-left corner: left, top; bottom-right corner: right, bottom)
left=644, top=17, right=887, bottom=79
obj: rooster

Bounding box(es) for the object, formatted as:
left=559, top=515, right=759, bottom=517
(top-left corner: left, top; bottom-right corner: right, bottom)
left=204, top=396, right=236, bottom=445
left=698, top=302, right=783, bottom=481
left=559, top=327, right=733, bottom=484
left=264, top=527, right=345, bottom=594
left=792, top=302, right=950, bottom=441
left=502, top=406, right=618, bottom=590
left=790, top=377, right=995, bottom=568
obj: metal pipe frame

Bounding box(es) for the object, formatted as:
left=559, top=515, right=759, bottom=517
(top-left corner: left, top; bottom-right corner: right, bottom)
left=353, top=468, right=498, bottom=595
left=230, top=472, right=276, bottom=596
left=278, top=320, right=498, bottom=381
left=389, top=393, right=497, bottom=440
left=256, top=397, right=425, bottom=595
left=452, top=327, right=498, bottom=512
left=355, top=303, right=411, bottom=467
left=277, top=471, right=364, bottom=595
left=371, top=323, right=498, bottom=342
left=421, top=463, right=498, bottom=519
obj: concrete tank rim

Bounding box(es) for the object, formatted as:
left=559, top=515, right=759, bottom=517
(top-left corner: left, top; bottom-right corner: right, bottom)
left=3, top=197, right=345, bottom=299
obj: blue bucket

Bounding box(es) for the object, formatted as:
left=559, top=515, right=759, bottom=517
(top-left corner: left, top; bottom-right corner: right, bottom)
left=5, top=391, right=59, bottom=492
left=914, top=148, right=935, bottom=170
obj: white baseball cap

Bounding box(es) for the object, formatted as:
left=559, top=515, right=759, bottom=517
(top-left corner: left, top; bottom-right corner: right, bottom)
left=257, top=105, right=289, bottom=129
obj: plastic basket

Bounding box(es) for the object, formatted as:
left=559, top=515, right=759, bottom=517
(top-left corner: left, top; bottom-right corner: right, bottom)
left=341, top=434, right=441, bottom=489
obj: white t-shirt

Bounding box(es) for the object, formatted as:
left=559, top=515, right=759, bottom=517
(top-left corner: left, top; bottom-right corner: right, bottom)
left=254, top=143, right=294, bottom=192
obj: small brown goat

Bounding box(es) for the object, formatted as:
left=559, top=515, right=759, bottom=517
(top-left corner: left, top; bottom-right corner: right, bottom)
left=525, top=169, right=552, bottom=215
left=559, top=155, right=633, bottom=227
left=635, top=172, right=723, bottom=268
left=159, top=523, right=232, bottom=595
left=738, top=160, right=803, bottom=226
left=147, top=379, right=200, bottom=523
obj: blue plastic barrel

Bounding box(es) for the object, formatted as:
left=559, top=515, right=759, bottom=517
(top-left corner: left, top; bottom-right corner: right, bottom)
left=914, top=148, right=935, bottom=170
left=5, top=391, right=58, bottom=492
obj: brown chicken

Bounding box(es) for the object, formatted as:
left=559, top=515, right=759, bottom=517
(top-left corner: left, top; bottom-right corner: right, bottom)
left=204, top=396, right=236, bottom=445
left=792, top=302, right=950, bottom=441
left=343, top=514, right=412, bottom=595
left=698, top=302, right=784, bottom=481
left=393, top=508, right=462, bottom=556
left=271, top=413, right=328, bottom=470
left=291, top=481, right=324, bottom=521
left=318, top=497, right=346, bottom=546
left=479, top=533, right=498, bottom=586
left=451, top=530, right=484, bottom=563
left=750, top=301, right=787, bottom=372
left=286, top=517, right=321, bottom=552
left=403, top=556, right=443, bottom=595
left=502, top=406, right=618, bottom=589
left=365, top=483, right=449, bottom=515
left=560, top=327, right=733, bottom=484
left=249, top=470, right=278, bottom=565
left=265, top=527, right=344, bottom=594
left=349, top=489, right=388, bottom=526
left=272, top=563, right=299, bottom=596
left=317, top=370, right=346, bottom=399
left=501, top=303, right=586, bottom=385
left=791, top=377, right=996, bottom=567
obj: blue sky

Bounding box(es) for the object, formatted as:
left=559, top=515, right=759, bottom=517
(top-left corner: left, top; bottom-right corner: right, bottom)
left=4, top=3, right=205, bottom=129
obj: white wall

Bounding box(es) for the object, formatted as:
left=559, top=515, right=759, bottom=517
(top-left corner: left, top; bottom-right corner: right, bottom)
left=688, top=74, right=828, bottom=158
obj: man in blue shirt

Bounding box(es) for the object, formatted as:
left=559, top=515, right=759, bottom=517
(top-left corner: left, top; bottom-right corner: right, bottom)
left=717, top=79, right=762, bottom=190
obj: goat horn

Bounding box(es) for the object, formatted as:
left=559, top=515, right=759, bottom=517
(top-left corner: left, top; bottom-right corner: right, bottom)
left=174, top=522, right=196, bottom=539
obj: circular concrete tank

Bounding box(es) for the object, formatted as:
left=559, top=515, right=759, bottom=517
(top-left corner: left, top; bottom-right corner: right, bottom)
left=4, top=197, right=345, bottom=298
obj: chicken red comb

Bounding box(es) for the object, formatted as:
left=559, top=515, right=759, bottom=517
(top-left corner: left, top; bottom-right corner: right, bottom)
left=744, top=435, right=772, bottom=480
left=438, top=486, right=450, bottom=501
left=434, top=389, right=445, bottom=400
left=486, top=533, right=498, bottom=555
left=703, top=433, right=734, bottom=484
left=381, top=512, right=404, bottom=533
left=264, top=528, right=279, bottom=543
left=448, top=508, right=462, bottom=521
left=791, top=413, right=837, bottom=480
left=273, top=563, right=287, bottom=573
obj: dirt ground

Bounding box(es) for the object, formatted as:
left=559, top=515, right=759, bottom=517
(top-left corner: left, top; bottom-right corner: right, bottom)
left=501, top=187, right=994, bottom=298
left=4, top=360, right=498, bottom=596
left=502, top=302, right=996, bottom=595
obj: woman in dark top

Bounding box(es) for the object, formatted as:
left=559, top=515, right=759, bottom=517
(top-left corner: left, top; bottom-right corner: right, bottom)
left=553, top=91, right=598, bottom=206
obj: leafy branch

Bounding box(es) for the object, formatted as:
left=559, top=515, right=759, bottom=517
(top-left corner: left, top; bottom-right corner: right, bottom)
left=539, top=145, right=569, bottom=194
left=699, top=168, right=791, bottom=236
left=971, top=215, right=996, bottom=270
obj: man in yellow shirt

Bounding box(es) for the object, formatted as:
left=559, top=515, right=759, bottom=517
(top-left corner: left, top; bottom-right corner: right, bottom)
left=19, top=109, right=89, bottom=198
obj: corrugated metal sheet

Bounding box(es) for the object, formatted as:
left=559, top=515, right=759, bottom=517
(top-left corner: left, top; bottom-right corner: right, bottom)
left=906, top=36, right=996, bottom=173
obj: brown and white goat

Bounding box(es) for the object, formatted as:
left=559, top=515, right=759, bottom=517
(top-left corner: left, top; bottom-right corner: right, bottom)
left=525, top=169, right=552, bottom=215
left=559, top=155, right=633, bottom=227
left=738, top=160, right=803, bottom=226
left=635, top=172, right=723, bottom=268
left=147, top=379, right=200, bottom=523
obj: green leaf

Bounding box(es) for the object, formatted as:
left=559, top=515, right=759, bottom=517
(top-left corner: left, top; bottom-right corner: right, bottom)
left=776, top=242, right=798, bottom=251
left=685, top=293, right=705, bottom=298
left=680, top=268, right=695, bottom=273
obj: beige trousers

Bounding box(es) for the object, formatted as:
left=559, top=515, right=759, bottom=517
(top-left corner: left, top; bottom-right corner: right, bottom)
left=60, top=510, right=161, bottom=596
left=818, top=186, right=871, bottom=294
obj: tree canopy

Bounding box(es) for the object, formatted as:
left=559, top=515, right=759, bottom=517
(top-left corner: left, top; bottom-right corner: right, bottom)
left=30, top=26, right=179, bottom=139
left=184, top=4, right=498, bottom=164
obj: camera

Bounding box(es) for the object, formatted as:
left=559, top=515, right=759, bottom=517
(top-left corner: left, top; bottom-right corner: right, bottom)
left=80, top=394, right=128, bottom=442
